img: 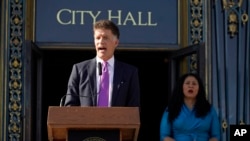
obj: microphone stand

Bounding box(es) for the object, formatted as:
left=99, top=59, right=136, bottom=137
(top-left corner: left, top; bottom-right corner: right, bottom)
left=60, top=62, right=102, bottom=107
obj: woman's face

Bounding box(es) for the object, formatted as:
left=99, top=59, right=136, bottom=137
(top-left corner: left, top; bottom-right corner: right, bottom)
left=183, top=76, right=199, bottom=99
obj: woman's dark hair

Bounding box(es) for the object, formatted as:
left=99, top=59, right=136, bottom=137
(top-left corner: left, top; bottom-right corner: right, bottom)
left=167, top=73, right=211, bottom=123
left=93, top=19, right=120, bottom=39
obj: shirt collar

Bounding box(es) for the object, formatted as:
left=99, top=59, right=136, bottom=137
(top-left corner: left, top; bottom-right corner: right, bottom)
left=96, top=56, right=114, bottom=68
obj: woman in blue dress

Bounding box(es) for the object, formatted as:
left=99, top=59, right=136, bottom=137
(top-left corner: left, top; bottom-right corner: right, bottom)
left=160, top=73, right=221, bottom=141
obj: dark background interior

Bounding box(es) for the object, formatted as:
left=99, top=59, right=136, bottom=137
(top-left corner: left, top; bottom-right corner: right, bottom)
left=42, top=49, right=170, bottom=141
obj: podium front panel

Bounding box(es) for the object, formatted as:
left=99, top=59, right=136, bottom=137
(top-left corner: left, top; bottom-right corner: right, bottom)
left=68, top=129, right=120, bottom=141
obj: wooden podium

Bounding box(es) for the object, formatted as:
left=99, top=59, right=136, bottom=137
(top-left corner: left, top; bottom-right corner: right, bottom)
left=47, top=106, right=140, bottom=141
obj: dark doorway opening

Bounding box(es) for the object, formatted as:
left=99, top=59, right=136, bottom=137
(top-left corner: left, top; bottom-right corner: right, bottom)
left=42, top=49, right=170, bottom=141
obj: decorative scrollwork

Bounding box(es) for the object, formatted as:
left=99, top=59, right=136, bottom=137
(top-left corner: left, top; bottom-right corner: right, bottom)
left=8, top=0, right=23, bottom=140
left=222, top=119, right=228, bottom=132
left=189, top=0, right=203, bottom=73
left=222, top=0, right=248, bottom=37
left=241, top=12, right=248, bottom=25
left=222, top=0, right=243, bottom=9
left=240, top=120, right=245, bottom=125
left=228, top=11, right=238, bottom=37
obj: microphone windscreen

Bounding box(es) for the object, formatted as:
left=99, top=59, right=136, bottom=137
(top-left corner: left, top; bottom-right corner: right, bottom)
left=98, top=62, right=102, bottom=76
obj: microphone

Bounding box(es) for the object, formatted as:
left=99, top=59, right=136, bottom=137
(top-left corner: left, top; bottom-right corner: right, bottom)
left=98, top=62, right=102, bottom=76
left=59, top=93, right=99, bottom=107
left=60, top=94, right=68, bottom=107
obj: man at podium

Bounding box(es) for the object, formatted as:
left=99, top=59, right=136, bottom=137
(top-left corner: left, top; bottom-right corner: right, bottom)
left=63, top=19, right=140, bottom=107
left=48, top=19, right=141, bottom=141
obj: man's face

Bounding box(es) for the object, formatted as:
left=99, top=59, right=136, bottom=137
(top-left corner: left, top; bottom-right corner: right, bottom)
left=94, top=28, right=119, bottom=61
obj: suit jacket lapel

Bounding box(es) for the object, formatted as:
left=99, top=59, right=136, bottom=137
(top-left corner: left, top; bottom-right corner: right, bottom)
left=88, top=58, right=98, bottom=106
left=112, top=60, right=123, bottom=105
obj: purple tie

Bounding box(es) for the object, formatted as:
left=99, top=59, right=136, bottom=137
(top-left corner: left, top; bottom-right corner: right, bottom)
left=98, top=62, right=109, bottom=106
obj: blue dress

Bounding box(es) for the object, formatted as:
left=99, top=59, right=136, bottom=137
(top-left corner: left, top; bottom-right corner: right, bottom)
left=160, top=104, right=221, bottom=141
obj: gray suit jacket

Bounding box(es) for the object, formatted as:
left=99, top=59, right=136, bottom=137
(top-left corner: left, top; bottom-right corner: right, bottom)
left=64, top=58, right=140, bottom=107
